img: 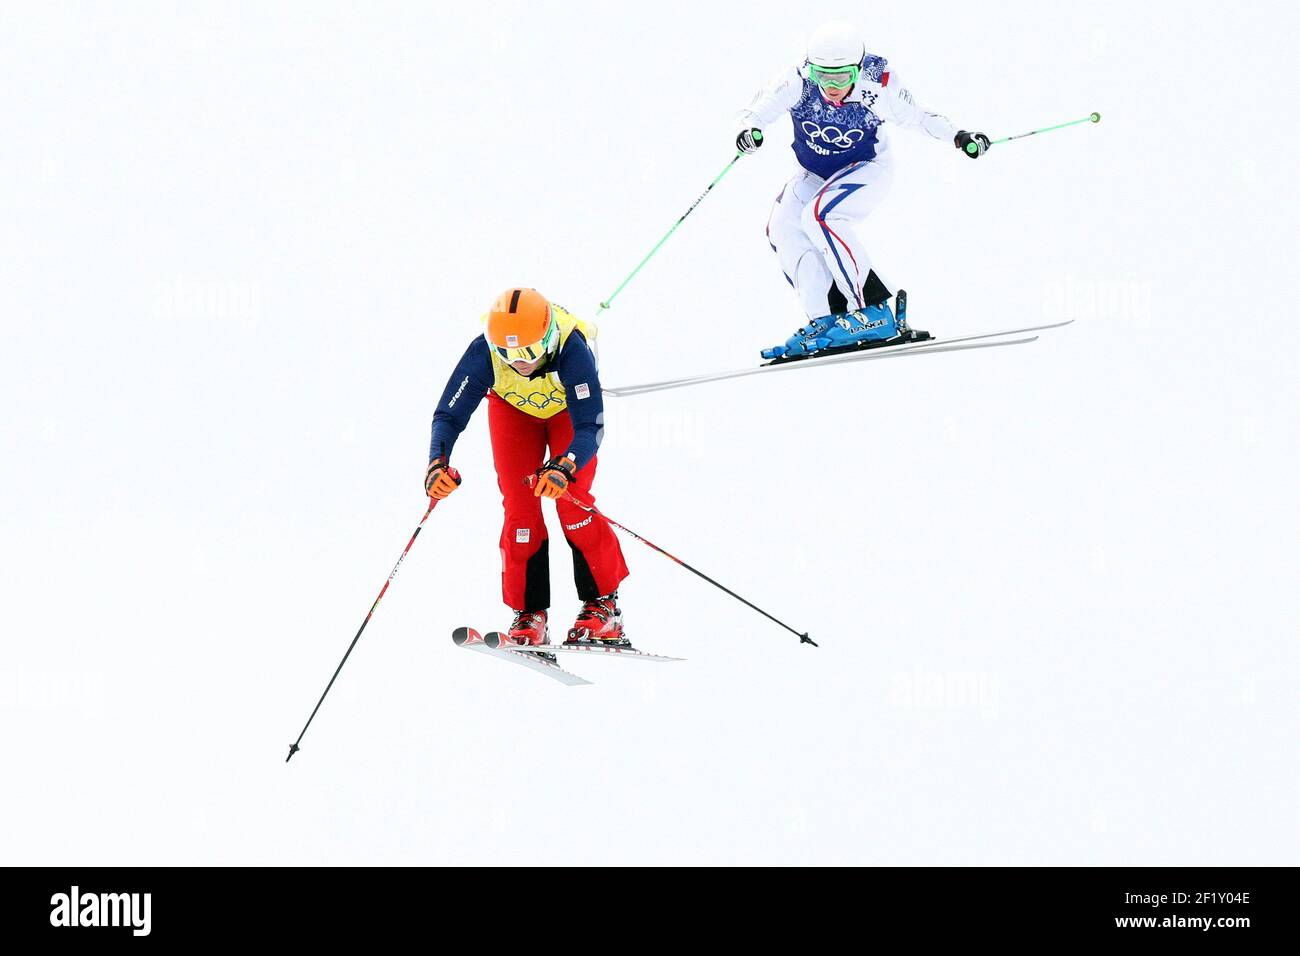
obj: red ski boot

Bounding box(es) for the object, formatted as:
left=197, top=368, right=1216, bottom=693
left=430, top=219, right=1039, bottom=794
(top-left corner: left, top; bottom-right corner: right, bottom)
left=565, top=593, right=628, bottom=646
left=505, top=609, right=548, bottom=646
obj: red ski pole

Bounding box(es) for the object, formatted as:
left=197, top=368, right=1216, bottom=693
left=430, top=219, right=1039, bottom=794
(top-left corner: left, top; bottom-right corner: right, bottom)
left=286, top=495, right=444, bottom=762
left=529, top=477, right=815, bottom=647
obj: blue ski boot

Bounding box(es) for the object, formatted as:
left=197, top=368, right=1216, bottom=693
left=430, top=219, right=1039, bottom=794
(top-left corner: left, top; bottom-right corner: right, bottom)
left=817, top=302, right=901, bottom=349
left=760, top=314, right=838, bottom=360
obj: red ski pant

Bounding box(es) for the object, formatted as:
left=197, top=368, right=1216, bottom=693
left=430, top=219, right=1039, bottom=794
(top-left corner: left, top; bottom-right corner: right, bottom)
left=488, top=391, right=628, bottom=612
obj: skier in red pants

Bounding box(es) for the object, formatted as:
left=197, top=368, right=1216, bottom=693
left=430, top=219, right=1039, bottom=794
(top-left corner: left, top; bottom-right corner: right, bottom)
left=425, top=287, right=629, bottom=647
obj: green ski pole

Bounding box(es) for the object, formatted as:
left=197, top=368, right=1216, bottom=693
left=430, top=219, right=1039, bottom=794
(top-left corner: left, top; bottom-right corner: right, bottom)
left=967, top=111, right=1101, bottom=154
left=596, top=131, right=762, bottom=315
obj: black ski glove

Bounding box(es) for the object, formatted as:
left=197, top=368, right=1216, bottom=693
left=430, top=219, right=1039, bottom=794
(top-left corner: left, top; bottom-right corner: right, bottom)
left=955, top=130, right=991, bottom=159
left=736, top=128, right=764, bottom=154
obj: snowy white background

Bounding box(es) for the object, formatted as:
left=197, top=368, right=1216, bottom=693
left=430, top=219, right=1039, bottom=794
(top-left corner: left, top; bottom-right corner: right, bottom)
left=2, top=0, right=1296, bottom=865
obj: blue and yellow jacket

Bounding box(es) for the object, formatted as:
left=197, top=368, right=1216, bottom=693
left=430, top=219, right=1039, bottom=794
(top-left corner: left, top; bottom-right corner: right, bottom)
left=428, top=305, right=604, bottom=469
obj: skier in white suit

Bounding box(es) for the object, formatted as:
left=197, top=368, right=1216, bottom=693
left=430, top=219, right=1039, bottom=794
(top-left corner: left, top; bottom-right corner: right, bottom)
left=737, top=20, right=991, bottom=359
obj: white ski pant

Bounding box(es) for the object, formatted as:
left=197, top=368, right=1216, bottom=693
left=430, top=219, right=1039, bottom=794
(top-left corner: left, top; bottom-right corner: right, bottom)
left=765, top=149, right=895, bottom=319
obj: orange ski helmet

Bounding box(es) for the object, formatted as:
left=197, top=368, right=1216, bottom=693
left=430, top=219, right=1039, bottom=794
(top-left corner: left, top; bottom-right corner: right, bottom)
left=485, top=287, right=560, bottom=364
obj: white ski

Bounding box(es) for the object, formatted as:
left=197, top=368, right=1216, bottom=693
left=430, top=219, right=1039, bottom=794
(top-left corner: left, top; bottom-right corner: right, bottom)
left=602, top=320, right=1073, bottom=398
left=511, top=643, right=684, bottom=663
left=452, top=627, right=592, bottom=686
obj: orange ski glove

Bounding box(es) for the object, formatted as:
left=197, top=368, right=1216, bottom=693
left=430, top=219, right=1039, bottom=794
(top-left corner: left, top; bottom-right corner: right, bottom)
left=534, top=455, right=576, bottom=499
left=424, top=457, right=462, bottom=500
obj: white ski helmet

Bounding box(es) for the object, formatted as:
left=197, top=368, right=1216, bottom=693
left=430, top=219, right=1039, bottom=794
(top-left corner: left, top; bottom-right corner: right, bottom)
left=806, top=20, right=865, bottom=69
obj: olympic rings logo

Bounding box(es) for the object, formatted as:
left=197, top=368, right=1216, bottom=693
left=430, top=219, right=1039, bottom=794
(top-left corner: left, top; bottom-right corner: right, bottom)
left=801, top=121, right=866, bottom=148
left=503, top=387, right=564, bottom=411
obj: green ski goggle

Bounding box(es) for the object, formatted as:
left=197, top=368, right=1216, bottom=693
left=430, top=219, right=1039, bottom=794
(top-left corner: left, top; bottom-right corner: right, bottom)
left=809, top=63, right=860, bottom=91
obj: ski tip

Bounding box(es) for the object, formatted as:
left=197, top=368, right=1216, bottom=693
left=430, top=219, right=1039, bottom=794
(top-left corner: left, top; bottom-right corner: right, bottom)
left=799, top=633, right=819, bottom=648
left=451, top=627, right=481, bottom=646
left=482, top=631, right=531, bottom=651
left=285, top=743, right=300, bottom=763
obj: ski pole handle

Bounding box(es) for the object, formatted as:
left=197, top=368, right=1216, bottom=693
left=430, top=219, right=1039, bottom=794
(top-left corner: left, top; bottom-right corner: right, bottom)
left=967, top=111, right=1101, bottom=154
